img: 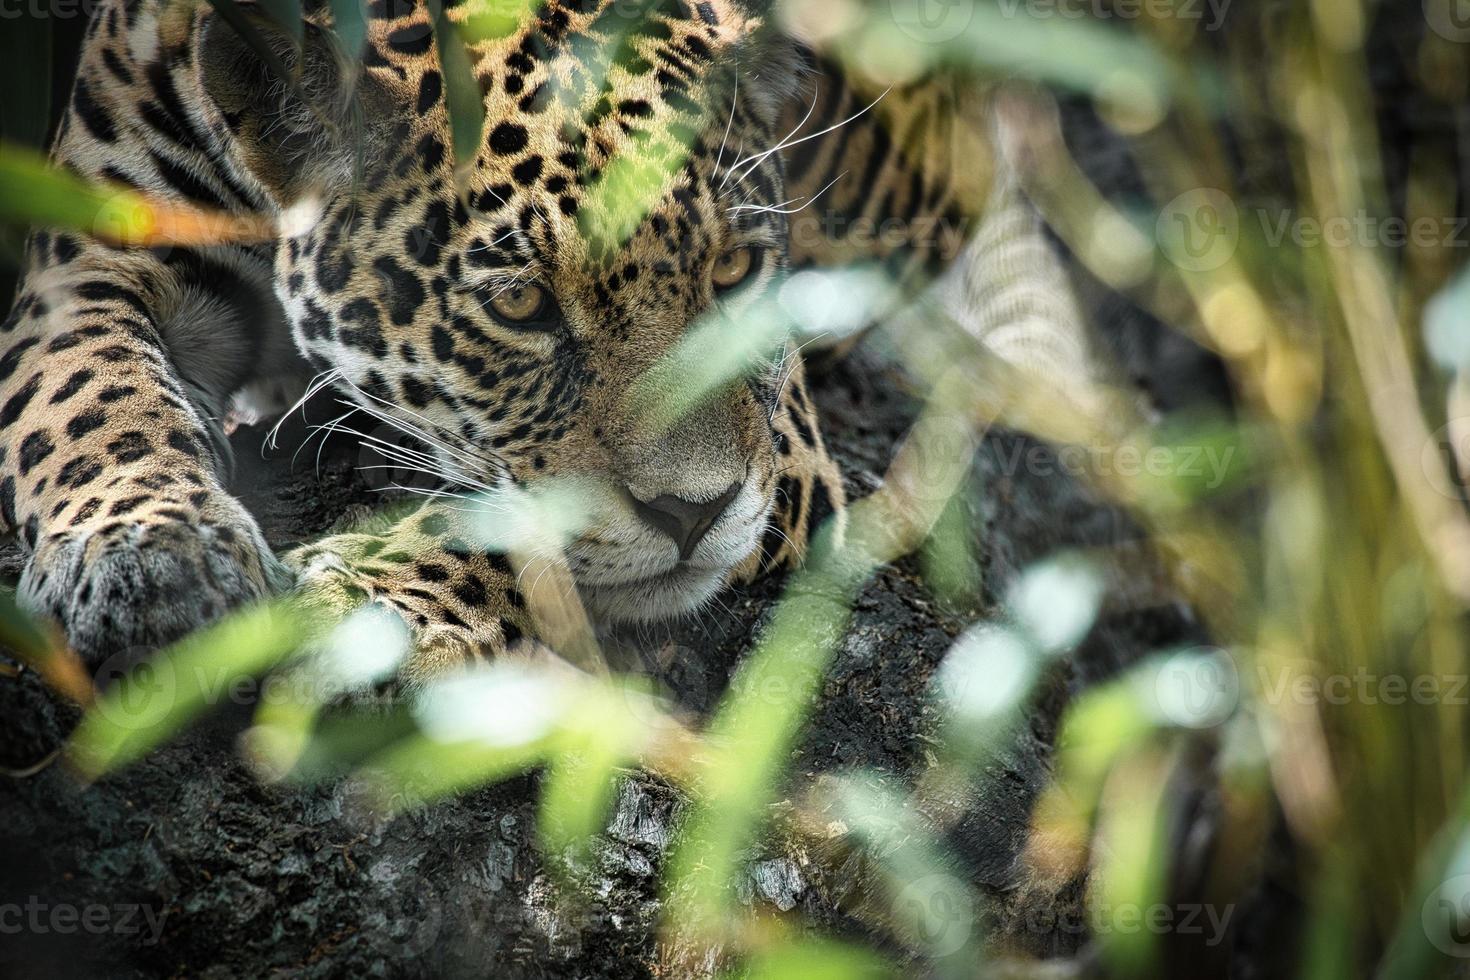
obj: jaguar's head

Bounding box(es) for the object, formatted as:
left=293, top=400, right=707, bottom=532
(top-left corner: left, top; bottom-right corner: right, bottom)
left=201, top=0, right=817, bottom=621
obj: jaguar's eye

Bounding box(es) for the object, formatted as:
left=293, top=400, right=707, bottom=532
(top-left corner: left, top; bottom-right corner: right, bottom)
left=711, top=245, right=758, bottom=291
left=489, top=283, right=549, bottom=324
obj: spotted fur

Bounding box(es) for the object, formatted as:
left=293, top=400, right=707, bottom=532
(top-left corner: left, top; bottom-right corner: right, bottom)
left=0, top=0, right=977, bottom=680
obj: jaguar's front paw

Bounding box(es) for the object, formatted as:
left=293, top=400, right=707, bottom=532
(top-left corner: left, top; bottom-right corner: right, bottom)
left=286, top=522, right=536, bottom=691
left=17, top=492, right=292, bottom=662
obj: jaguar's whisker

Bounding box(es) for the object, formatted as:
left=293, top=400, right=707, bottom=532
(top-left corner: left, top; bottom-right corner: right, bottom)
left=266, top=367, right=342, bottom=454
left=713, top=75, right=739, bottom=176
left=728, top=171, right=847, bottom=217
left=726, top=88, right=889, bottom=188
left=720, top=81, right=821, bottom=190
left=299, top=406, right=361, bottom=473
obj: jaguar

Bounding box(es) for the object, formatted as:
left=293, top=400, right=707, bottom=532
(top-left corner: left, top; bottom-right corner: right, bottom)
left=0, top=0, right=984, bottom=686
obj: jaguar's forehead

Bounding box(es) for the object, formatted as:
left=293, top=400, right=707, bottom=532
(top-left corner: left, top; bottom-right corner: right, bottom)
left=453, top=0, right=755, bottom=110
left=358, top=0, right=770, bottom=289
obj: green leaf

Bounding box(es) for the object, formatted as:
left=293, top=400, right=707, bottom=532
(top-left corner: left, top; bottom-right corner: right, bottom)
left=0, top=142, right=282, bottom=246
left=204, top=0, right=307, bottom=94
left=830, top=779, right=986, bottom=971
left=1055, top=680, right=1157, bottom=799
left=349, top=663, right=573, bottom=810
left=353, top=732, right=552, bottom=811
left=919, top=481, right=983, bottom=611
left=1299, top=862, right=1357, bottom=980
left=0, top=144, right=151, bottom=242
left=578, top=123, right=696, bottom=255
left=1088, top=752, right=1169, bottom=978
left=732, top=938, right=893, bottom=980
left=665, top=518, right=876, bottom=937
left=0, top=588, right=93, bottom=705
left=329, top=0, right=369, bottom=60
left=845, top=0, right=1183, bottom=108
left=537, top=675, right=656, bottom=863
left=255, top=0, right=305, bottom=48
left=428, top=0, right=486, bottom=178
left=0, top=587, right=53, bottom=664
left=631, top=293, right=794, bottom=436
left=1379, top=782, right=1470, bottom=978
left=67, top=602, right=311, bottom=779
left=458, top=0, right=532, bottom=42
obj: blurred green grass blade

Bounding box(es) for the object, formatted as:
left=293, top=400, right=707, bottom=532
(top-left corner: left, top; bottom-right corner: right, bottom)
left=579, top=127, right=695, bottom=255
left=352, top=663, right=586, bottom=810
left=0, top=10, right=51, bottom=151
left=668, top=375, right=983, bottom=934
left=0, top=587, right=54, bottom=663
left=853, top=0, right=1184, bottom=109
left=278, top=700, right=422, bottom=780
left=537, top=679, right=650, bottom=862
left=0, top=142, right=282, bottom=246
left=1054, top=680, right=1158, bottom=810
left=1089, top=752, right=1169, bottom=977
left=1134, top=416, right=1250, bottom=508
left=0, top=588, right=93, bottom=704
left=538, top=736, right=630, bottom=864
left=570, top=8, right=694, bottom=255
left=204, top=0, right=306, bottom=92
left=538, top=748, right=623, bottom=861
left=330, top=0, right=368, bottom=59
left=67, top=602, right=310, bottom=779
left=1379, top=783, right=1470, bottom=978
left=667, top=520, right=876, bottom=933
left=459, top=0, right=532, bottom=41
left=831, top=779, right=986, bottom=971
left=919, top=484, right=982, bottom=610
left=355, top=733, right=550, bottom=810
left=428, top=0, right=486, bottom=179
left=633, top=296, right=793, bottom=435
left=245, top=605, right=411, bottom=778
left=732, top=937, right=894, bottom=979
left=1300, top=861, right=1356, bottom=980
left=255, top=0, right=304, bottom=48
left=0, top=144, right=148, bottom=240
left=961, top=3, right=1172, bottom=100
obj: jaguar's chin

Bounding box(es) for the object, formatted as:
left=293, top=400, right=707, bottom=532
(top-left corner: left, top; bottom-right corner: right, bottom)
left=578, top=561, right=731, bottom=624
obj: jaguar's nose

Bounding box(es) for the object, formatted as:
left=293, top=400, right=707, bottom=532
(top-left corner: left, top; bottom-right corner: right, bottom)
left=629, top=482, right=741, bottom=561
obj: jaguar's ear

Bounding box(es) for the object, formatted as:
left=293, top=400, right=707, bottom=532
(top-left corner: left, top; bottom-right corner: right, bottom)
left=198, top=7, right=390, bottom=201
